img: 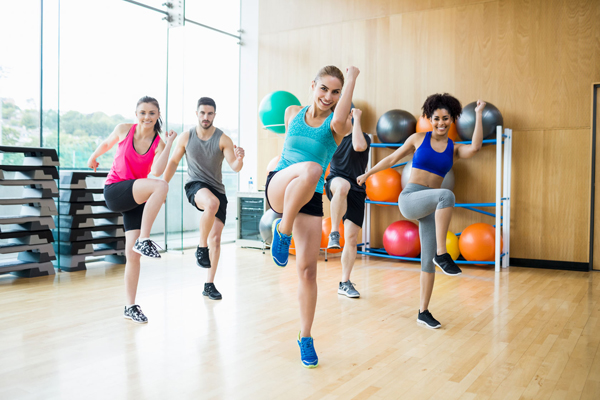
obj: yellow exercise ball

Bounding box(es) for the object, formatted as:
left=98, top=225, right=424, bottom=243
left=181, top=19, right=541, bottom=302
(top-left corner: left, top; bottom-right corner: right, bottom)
left=446, top=231, right=460, bottom=260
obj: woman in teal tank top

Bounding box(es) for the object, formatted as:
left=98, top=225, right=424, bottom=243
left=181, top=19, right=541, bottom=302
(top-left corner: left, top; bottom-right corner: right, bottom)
left=265, top=65, right=360, bottom=368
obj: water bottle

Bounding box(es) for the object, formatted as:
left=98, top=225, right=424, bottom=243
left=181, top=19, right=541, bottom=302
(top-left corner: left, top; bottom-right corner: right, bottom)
left=248, top=177, right=254, bottom=192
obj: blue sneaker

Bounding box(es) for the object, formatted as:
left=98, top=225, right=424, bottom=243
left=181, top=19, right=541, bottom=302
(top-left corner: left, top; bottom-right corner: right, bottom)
left=271, top=218, right=292, bottom=267
left=297, top=333, right=319, bottom=368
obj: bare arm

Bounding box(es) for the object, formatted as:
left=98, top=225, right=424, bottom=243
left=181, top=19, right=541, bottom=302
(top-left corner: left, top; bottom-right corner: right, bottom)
left=330, top=66, right=360, bottom=141
left=87, top=123, right=129, bottom=172
left=456, top=100, right=486, bottom=159
left=163, top=131, right=189, bottom=183
left=150, top=130, right=177, bottom=177
left=351, top=108, right=368, bottom=152
left=356, top=134, right=419, bottom=186
left=222, top=134, right=244, bottom=172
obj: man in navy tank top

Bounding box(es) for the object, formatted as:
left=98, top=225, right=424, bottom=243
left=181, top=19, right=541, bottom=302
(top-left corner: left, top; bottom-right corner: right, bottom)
left=164, top=97, right=245, bottom=300
left=324, top=108, right=370, bottom=298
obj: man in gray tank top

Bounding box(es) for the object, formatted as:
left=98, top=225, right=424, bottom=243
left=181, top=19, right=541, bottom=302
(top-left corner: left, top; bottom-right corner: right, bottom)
left=164, top=97, right=245, bottom=300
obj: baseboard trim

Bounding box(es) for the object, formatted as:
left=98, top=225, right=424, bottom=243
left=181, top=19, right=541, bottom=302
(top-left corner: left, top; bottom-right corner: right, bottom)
left=509, top=258, right=590, bottom=272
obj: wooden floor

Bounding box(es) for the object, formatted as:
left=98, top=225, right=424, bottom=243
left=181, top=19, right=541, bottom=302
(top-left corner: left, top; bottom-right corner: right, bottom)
left=1, top=244, right=599, bottom=400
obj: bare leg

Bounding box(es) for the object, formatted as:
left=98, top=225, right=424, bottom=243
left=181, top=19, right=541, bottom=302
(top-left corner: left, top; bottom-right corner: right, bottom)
left=420, top=271, right=435, bottom=312
left=194, top=188, right=220, bottom=247
left=328, top=178, right=350, bottom=232
left=434, top=207, right=453, bottom=255
left=124, top=229, right=142, bottom=305
left=132, top=178, right=168, bottom=239
left=266, top=162, right=322, bottom=235
left=341, top=219, right=360, bottom=282
left=293, top=213, right=322, bottom=338
left=206, top=219, right=224, bottom=283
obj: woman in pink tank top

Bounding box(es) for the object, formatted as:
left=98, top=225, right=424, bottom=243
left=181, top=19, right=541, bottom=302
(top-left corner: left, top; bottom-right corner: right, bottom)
left=87, top=96, right=177, bottom=324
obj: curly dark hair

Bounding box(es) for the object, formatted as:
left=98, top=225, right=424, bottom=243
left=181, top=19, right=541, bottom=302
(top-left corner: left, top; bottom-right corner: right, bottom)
left=421, top=93, right=462, bottom=121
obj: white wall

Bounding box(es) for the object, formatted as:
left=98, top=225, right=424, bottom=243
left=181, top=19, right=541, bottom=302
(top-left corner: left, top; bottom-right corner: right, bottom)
left=238, top=0, right=259, bottom=192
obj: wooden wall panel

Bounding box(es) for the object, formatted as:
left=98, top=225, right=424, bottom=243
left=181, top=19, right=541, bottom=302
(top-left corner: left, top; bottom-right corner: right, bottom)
left=257, top=0, right=600, bottom=262
left=511, top=129, right=590, bottom=262
left=594, top=84, right=600, bottom=270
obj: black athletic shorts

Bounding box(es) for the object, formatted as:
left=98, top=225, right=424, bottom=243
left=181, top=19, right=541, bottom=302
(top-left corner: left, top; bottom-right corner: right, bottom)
left=184, top=181, right=228, bottom=224
left=324, top=176, right=367, bottom=228
left=104, top=180, right=145, bottom=232
left=265, top=170, right=323, bottom=217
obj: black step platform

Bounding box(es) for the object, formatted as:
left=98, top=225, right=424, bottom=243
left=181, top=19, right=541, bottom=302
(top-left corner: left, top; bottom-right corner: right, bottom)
left=53, top=171, right=126, bottom=271
left=0, top=146, right=58, bottom=277
left=54, top=237, right=125, bottom=255
left=54, top=225, right=125, bottom=242
left=0, top=180, right=58, bottom=196
left=0, top=145, right=59, bottom=166
left=55, top=250, right=126, bottom=272
left=59, top=171, right=111, bottom=189
left=0, top=165, right=59, bottom=180
left=0, top=216, right=55, bottom=233
left=0, top=230, right=54, bottom=245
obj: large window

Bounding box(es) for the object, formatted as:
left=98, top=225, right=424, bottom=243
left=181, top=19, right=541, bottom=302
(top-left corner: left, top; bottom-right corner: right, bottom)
left=0, top=0, right=241, bottom=254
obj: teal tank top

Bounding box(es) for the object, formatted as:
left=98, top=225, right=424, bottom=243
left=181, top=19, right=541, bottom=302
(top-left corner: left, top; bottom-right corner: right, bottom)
left=275, top=106, right=338, bottom=194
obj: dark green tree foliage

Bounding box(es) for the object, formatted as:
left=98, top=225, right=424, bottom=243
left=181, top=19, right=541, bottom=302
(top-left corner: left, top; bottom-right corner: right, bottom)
left=2, top=103, right=131, bottom=169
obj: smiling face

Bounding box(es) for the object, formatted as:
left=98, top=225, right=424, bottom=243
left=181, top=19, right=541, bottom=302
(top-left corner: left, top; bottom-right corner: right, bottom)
left=135, top=102, right=160, bottom=130
left=429, top=108, right=453, bottom=137
left=311, top=75, right=343, bottom=111
left=196, top=105, right=216, bottom=129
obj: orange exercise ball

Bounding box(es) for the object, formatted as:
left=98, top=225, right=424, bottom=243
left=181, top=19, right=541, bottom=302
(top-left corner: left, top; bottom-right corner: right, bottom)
left=320, top=217, right=345, bottom=253
left=446, top=231, right=460, bottom=260
left=290, top=236, right=296, bottom=255
left=416, top=115, right=459, bottom=142
left=416, top=116, right=432, bottom=133
left=365, top=168, right=402, bottom=204
left=266, top=155, right=280, bottom=173
left=458, top=223, right=503, bottom=262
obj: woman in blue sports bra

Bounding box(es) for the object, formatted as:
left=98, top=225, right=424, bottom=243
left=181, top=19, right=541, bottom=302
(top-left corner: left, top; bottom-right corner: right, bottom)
left=265, top=65, right=360, bottom=368
left=357, top=94, right=486, bottom=329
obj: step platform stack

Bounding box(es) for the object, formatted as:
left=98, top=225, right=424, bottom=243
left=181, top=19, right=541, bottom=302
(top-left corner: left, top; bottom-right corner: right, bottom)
left=54, top=171, right=126, bottom=272
left=0, top=146, right=59, bottom=277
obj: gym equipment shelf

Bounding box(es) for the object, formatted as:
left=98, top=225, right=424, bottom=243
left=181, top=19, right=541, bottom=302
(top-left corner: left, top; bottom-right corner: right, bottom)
left=53, top=171, right=126, bottom=272
left=359, top=127, right=512, bottom=272
left=0, top=146, right=58, bottom=277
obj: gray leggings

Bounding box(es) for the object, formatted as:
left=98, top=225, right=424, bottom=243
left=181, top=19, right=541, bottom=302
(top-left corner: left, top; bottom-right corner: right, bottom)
left=398, top=183, right=455, bottom=273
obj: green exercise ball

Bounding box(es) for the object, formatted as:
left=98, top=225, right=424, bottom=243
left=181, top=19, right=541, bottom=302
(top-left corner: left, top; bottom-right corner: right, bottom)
left=259, top=91, right=301, bottom=134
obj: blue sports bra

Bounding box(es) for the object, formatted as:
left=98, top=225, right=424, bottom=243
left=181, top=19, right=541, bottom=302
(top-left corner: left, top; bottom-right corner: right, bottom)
left=411, top=131, right=454, bottom=177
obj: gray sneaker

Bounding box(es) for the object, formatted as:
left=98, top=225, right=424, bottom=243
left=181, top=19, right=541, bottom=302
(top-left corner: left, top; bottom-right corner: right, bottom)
left=327, top=231, right=341, bottom=249
left=338, top=280, right=360, bottom=298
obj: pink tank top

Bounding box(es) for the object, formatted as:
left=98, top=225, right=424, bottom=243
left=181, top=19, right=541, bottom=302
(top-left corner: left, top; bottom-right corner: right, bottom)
left=105, top=124, right=161, bottom=185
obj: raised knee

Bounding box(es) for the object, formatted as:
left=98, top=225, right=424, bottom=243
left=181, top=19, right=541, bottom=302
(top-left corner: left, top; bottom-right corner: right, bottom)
left=205, top=199, right=219, bottom=214
left=305, top=162, right=323, bottom=182
left=439, top=190, right=455, bottom=208
left=155, top=180, right=169, bottom=197
left=337, top=180, right=350, bottom=196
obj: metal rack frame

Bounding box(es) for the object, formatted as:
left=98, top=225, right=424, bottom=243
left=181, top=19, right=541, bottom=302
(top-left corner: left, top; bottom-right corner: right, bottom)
left=359, top=127, right=512, bottom=272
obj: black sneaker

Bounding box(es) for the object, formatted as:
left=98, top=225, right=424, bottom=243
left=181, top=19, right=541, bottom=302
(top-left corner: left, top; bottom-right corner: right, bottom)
left=133, top=239, right=161, bottom=258
left=433, top=253, right=462, bottom=276
left=124, top=305, right=148, bottom=324
left=417, top=309, right=441, bottom=329
left=202, top=283, right=222, bottom=300
left=196, top=246, right=211, bottom=268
